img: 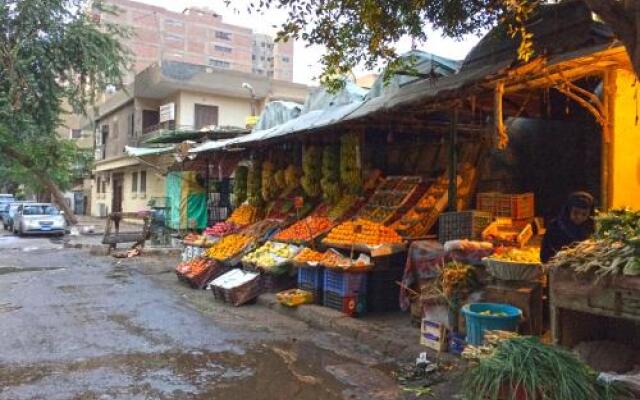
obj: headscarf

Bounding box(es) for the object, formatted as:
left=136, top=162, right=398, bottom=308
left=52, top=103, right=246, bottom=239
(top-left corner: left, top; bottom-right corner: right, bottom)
left=557, top=191, right=595, bottom=242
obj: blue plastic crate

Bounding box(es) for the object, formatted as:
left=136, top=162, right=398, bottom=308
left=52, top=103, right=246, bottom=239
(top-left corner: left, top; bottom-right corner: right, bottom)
left=298, top=267, right=324, bottom=291
left=323, top=269, right=367, bottom=296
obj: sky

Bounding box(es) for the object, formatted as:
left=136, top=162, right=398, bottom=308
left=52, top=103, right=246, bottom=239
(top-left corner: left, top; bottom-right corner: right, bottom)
left=136, top=0, right=483, bottom=85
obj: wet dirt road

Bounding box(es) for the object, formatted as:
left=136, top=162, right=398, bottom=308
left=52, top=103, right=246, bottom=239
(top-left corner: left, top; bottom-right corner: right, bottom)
left=0, top=233, right=404, bottom=400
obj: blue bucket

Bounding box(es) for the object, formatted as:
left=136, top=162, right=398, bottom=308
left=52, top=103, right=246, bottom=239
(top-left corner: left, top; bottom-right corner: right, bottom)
left=462, top=303, right=522, bottom=345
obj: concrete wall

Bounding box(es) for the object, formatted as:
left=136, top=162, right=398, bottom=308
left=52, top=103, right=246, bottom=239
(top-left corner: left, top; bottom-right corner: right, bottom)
left=91, top=164, right=166, bottom=217
left=176, top=91, right=254, bottom=127
left=96, top=103, right=135, bottom=160
left=611, top=69, right=640, bottom=210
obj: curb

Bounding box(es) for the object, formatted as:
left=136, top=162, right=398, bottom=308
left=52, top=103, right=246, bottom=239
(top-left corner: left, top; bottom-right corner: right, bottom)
left=257, top=293, right=430, bottom=360
left=65, top=242, right=182, bottom=257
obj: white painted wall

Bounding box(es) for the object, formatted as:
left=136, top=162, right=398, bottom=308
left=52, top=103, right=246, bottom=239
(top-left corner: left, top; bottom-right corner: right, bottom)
left=176, top=91, right=253, bottom=127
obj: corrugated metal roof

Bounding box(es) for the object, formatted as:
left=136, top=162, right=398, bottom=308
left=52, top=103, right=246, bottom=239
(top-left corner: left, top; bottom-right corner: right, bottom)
left=125, top=145, right=175, bottom=157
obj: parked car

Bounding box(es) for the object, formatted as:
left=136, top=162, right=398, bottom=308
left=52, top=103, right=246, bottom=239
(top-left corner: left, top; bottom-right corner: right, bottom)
left=0, top=195, right=14, bottom=222
left=3, top=201, right=31, bottom=231
left=14, top=203, right=66, bottom=236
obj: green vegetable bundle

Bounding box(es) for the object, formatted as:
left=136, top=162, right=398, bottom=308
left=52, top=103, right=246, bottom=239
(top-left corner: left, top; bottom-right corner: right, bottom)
left=232, top=166, right=248, bottom=207
left=463, top=336, right=623, bottom=400
left=596, top=208, right=640, bottom=241
left=551, top=209, right=640, bottom=277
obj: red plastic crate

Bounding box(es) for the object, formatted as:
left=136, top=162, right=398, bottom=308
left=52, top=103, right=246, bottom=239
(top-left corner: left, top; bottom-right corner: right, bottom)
left=323, top=291, right=366, bottom=317
left=477, top=192, right=534, bottom=220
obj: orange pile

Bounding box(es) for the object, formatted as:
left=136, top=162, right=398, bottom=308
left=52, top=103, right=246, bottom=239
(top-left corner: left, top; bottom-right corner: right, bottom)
left=205, top=234, right=253, bottom=261
left=227, top=204, right=258, bottom=226
left=324, top=218, right=403, bottom=246
left=293, top=248, right=324, bottom=263
left=274, top=216, right=333, bottom=242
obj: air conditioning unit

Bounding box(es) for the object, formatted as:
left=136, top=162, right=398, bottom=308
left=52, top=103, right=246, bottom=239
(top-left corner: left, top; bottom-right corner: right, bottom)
left=98, top=203, right=107, bottom=217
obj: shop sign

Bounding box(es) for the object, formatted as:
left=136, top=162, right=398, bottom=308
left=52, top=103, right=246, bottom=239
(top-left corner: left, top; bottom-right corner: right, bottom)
left=245, top=115, right=259, bottom=127
left=160, top=102, right=175, bottom=123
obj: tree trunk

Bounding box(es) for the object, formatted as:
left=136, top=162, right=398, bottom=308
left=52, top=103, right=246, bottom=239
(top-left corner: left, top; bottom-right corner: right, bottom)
left=584, top=0, right=640, bottom=77
left=0, top=143, right=78, bottom=225
left=36, top=174, right=79, bottom=226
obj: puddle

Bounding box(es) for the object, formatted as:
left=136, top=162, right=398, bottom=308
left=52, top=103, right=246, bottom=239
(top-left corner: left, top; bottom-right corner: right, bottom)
left=0, top=341, right=399, bottom=400
left=0, top=266, right=64, bottom=275
left=0, top=303, right=22, bottom=313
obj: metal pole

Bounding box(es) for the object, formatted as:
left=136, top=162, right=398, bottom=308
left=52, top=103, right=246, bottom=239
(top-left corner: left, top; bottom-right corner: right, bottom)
left=448, top=108, right=458, bottom=212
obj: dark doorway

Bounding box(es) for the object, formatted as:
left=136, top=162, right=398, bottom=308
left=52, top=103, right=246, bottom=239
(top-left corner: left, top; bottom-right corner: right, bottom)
left=111, top=173, right=124, bottom=213
left=194, top=104, right=219, bottom=129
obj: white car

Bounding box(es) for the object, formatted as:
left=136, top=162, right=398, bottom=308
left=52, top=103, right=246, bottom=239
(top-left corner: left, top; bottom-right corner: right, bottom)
left=14, top=203, right=66, bottom=236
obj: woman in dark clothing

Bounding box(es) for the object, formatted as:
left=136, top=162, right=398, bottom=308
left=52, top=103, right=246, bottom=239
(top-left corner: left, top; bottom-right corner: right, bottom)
left=540, top=192, right=595, bottom=263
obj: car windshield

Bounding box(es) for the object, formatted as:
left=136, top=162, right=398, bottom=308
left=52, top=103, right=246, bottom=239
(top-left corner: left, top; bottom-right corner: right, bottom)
left=23, top=205, right=60, bottom=216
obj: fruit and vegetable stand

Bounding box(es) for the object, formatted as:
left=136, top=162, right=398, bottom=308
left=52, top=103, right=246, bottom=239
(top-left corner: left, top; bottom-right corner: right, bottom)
left=548, top=209, right=640, bottom=348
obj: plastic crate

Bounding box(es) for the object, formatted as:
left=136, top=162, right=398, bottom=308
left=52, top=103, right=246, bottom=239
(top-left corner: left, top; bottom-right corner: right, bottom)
left=323, top=269, right=367, bottom=296
left=438, top=210, right=493, bottom=243
left=477, top=192, right=534, bottom=220
left=323, top=291, right=366, bottom=317
left=299, top=282, right=323, bottom=304
left=261, top=273, right=297, bottom=293
left=297, top=266, right=324, bottom=292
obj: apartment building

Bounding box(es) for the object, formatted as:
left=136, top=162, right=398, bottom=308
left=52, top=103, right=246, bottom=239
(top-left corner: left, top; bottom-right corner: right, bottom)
left=94, top=0, right=294, bottom=83
left=252, top=33, right=294, bottom=81
left=91, top=60, right=308, bottom=217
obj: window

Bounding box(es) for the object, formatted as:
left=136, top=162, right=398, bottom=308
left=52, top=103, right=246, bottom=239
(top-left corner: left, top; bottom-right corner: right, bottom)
left=194, top=104, right=219, bottom=129
left=131, top=171, right=138, bottom=192
left=140, top=171, right=147, bottom=193
left=282, top=56, right=290, bottom=63
left=102, top=179, right=107, bottom=194
left=128, top=113, right=135, bottom=137
left=261, top=42, right=265, bottom=48
left=260, top=56, right=264, bottom=61
left=142, top=110, right=160, bottom=133
left=252, top=54, right=256, bottom=60
left=164, top=18, right=184, bottom=28
left=23, top=205, right=60, bottom=216
left=96, top=177, right=101, bottom=193
left=215, top=31, right=231, bottom=40
left=71, top=129, right=82, bottom=139
left=164, top=33, right=184, bottom=45
left=208, top=58, right=230, bottom=69
left=214, top=45, right=232, bottom=53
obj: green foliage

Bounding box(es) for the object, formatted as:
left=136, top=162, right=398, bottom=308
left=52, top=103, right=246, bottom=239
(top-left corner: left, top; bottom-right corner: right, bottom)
left=0, top=0, right=128, bottom=198
left=240, top=0, right=538, bottom=91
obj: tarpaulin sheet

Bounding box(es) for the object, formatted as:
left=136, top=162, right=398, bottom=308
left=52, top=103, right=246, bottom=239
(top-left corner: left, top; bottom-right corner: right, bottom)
left=166, top=171, right=207, bottom=230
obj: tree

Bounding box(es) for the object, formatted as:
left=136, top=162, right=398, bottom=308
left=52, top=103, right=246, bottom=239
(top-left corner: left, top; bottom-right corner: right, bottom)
left=243, top=0, right=638, bottom=88
left=0, top=0, right=128, bottom=224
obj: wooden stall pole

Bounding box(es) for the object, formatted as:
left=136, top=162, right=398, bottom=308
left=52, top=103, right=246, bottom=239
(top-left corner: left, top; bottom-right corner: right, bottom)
left=601, top=69, right=615, bottom=210
left=448, top=108, right=459, bottom=212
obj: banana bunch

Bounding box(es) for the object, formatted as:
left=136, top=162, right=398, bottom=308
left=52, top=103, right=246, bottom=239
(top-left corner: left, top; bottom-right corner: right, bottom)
left=261, top=161, right=278, bottom=202
left=247, top=161, right=263, bottom=207
left=301, top=145, right=322, bottom=197
left=284, top=164, right=300, bottom=190
left=274, top=169, right=286, bottom=190
left=340, top=133, right=362, bottom=195
left=321, top=144, right=341, bottom=204
left=232, top=165, right=248, bottom=207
